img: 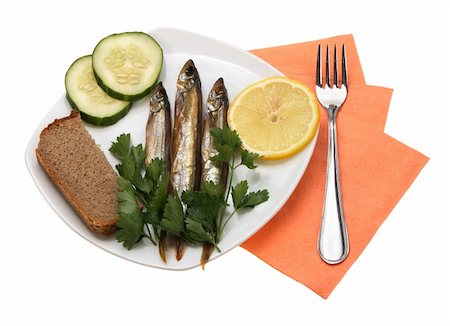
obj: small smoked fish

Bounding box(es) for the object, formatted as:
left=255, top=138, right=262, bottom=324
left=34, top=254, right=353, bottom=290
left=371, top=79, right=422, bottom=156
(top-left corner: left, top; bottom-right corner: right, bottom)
left=170, top=59, right=203, bottom=260
left=145, top=82, right=171, bottom=165
left=145, top=82, right=171, bottom=262
left=200, top=78, right=229, bottom=269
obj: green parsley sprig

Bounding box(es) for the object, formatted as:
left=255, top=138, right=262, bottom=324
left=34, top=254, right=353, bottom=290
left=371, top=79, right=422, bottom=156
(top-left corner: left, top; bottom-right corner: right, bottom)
left=156, top=128, right=269, bottom=250
left=209, top=127, right=269, bottom=241
left=110, top=128, right=269, bottom=254
left=109, top=134, right=169, bottom=249
left=156, top=181, right=224, bottom=250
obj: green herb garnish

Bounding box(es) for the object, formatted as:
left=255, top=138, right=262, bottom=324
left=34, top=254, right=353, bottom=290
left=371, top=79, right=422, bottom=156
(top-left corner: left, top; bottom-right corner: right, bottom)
left=110, top=134, right=169, bottom=249
left=208, top=127, right=269, bottom=241
left=110, top=127, right=269, bottom=254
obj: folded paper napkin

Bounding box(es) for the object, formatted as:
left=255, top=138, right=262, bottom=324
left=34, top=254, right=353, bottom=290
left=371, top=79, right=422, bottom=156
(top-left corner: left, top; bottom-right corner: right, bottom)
left=241, top=35, right=429, bottom=299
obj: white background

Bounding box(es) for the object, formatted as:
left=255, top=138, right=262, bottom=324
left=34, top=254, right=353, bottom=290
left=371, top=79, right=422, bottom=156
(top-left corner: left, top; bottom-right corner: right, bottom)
left=1, top=0, right=449, bottom=325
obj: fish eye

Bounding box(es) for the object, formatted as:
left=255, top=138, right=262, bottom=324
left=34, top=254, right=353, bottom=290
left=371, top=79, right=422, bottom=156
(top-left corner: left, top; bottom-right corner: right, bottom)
left=185, top=65, right=194, bottom=76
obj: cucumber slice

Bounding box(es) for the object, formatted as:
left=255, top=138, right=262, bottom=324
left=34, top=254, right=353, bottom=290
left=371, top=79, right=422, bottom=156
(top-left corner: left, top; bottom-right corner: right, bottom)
left=92, top=32, right=163, bottom=101
left=65, top=55, right=132, bottom=126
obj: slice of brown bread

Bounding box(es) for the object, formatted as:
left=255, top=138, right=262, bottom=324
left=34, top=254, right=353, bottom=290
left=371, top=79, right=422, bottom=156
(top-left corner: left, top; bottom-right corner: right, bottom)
left=36, top=111, right=119, bottom=235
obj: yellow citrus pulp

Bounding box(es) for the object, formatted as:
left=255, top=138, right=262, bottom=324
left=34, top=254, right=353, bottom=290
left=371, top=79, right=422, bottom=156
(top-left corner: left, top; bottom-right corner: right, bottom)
left=227, top=76, right=320, bottom=159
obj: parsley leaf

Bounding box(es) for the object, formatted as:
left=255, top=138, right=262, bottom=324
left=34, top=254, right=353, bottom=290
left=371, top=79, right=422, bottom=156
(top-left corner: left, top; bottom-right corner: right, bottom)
left=232, top=180, right=269, bottom=209
left=110, top=134, right=131, bottom=161
left=183, top=190, right=222, bottom=245
left=210, top=143, right=233, bottom=163
left=116, top=226, right=146, bottom=250
left=202, top=181, right=224, bottom=198
left=210, top=127, right=242, bottom=163
left=115, top=177, right=146, bottom=250
left=180, top=190, right=195, bottom=206
left=146, top=158, right=166, bottom=182
left=241, top=150, right=260, bottom=169
left=117, top=178, right=140, bottom=216
left=160, top=195, right=185, bottom=238
left=146, top=170, right=169, bottom=224
left=186, top=218, right=213, bottom=243
left=185, top=191, right=222, bottom=227
left=131, top=144, right=145, bottom=171
left=210, top=127, right=241, bottom=150
left=116, top=157, right=136, bottom=181
left=110, top=135, right=146, bottom=183
left=142, top=211, right=161, bottom=226
left=232, top=180, right=249, bottom=209
left=239, top=190, right=270, bottom=208
left=132, top=173, right=153, bottom=193
left=110, top=134, right=135, bottom=180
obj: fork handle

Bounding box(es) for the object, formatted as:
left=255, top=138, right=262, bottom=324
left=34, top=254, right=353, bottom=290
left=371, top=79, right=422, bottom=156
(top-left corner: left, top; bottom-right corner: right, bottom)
left=318, top=108, right=349, bottom=264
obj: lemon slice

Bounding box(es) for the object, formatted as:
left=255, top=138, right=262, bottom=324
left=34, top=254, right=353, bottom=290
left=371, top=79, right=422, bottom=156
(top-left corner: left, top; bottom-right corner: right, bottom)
left=228, top=76, right=320, bottom=160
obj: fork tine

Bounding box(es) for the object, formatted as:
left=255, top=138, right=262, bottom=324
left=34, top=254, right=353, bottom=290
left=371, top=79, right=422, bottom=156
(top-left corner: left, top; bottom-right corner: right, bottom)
left=325, top=45, right=331, bottom=87
left=342, top=44, right=348, bottom=87
left=316, top=44, right=322, bottom=87
left=333, top=44, right=338, bottom=87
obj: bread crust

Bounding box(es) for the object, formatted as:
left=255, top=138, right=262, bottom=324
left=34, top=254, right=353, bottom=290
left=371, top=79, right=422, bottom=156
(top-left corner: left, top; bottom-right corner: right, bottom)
left=36, top=111, right=117, bottom=235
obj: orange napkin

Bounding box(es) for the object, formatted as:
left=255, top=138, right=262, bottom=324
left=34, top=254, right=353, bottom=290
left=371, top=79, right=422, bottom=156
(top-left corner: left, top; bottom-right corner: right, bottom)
left=241, top=35, right=429, bottom=299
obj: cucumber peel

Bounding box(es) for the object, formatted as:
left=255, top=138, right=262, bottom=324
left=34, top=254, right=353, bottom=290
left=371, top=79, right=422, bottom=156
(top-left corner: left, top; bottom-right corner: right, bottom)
left=92, top=32, right=163, bottom=101
left=65, top=55, right=132, bottom=126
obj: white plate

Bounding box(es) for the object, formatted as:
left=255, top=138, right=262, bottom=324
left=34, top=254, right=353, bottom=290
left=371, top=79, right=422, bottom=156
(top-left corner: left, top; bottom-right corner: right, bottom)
left=25, top=27, right=318, bottom=270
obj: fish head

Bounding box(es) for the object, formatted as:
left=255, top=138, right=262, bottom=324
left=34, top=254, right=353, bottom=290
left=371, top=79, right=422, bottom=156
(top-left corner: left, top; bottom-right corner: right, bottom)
left=206, top=78, right=228, bottom=112
left=149, top=82, right=168, bottom=113
left=177, top=59, right=199, bottom=93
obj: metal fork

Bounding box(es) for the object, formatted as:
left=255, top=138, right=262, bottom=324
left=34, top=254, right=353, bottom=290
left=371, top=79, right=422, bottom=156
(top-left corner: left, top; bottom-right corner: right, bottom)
left=315, top=44, right=349, bottom=264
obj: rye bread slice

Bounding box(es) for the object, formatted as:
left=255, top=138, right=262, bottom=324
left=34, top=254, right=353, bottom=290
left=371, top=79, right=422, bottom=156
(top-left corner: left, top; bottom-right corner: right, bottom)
left=36, top=111, right=119, bottom=235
